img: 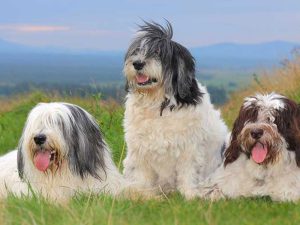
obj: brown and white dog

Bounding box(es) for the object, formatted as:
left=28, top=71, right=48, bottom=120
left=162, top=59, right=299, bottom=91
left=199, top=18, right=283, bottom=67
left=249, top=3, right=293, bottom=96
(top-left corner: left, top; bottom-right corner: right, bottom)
left=199, top=93, right=300, bottom=201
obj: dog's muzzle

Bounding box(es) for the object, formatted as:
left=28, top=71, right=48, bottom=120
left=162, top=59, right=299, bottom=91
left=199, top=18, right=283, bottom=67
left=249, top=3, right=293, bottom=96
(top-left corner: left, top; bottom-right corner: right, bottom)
left=135, top=73, right=158, bottom=86
left=32, top=134, right=58, bottom=172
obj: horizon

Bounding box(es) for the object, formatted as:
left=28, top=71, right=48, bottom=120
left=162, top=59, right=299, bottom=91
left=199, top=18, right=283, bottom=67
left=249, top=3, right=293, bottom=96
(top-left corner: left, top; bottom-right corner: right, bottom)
left=1, top=0, right=300, bottom=51
left=1, top=37, right=299, bottom=53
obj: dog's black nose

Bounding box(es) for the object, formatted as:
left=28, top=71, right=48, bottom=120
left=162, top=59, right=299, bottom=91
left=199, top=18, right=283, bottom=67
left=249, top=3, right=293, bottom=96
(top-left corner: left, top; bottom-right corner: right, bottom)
left=34, top=134, right=47, bottom=145
left=133, top=61, right=145, bottom=70
left=250, top=129, right=264, bottom=139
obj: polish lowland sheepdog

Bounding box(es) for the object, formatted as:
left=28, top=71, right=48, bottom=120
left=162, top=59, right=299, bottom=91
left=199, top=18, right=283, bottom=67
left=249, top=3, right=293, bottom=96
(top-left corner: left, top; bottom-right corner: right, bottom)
left=122, top=21, right=228, bottom=199
left=0, top=102, right=125, bottom=202
left=199, top=93, right=300, bottom=201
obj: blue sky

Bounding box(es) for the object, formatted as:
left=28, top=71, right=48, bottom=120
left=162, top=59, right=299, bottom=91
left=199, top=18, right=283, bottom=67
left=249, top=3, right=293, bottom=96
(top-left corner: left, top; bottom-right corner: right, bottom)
left=0, top=0, right=300, bottom=50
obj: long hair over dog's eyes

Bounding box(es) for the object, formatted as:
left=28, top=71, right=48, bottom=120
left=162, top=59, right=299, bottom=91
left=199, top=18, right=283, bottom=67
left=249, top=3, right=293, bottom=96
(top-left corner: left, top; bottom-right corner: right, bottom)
left=131, top=47, right=141, bottom=56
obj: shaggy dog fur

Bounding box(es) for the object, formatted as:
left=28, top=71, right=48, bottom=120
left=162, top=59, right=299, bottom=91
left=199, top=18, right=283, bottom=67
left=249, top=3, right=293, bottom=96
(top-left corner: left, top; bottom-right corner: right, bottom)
left=122, top=21, right=228, bottom=199
left=0, top=102, right=125, bottom=202
left=199, top=93, right=300, bottom=201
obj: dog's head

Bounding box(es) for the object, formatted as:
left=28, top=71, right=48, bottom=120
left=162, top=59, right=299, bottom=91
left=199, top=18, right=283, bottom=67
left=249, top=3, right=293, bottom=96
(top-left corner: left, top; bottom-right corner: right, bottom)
left=17, top=103, right=106, bottom=180
left=124, top=21, right=202, bottom=112
left=224, top=93, right=300, bottom=167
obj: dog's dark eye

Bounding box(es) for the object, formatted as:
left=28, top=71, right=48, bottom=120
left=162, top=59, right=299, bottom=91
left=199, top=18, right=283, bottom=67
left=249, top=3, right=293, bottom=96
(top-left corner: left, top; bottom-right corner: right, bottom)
left=152, top=49, right=160, bottom=58
left=267, top=116, right=275, bottom=123
left=132, top=48, right=140, bottom=55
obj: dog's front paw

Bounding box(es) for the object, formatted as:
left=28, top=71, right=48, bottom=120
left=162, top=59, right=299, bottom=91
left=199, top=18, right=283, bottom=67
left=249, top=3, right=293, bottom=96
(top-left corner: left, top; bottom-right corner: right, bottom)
left=120, top=184, right=162, bottom=201
left=206, top=187, right=225, bottom=201
left=199, top=184, right=225, bottom=201
left=181, top=188, right=202, bottom=200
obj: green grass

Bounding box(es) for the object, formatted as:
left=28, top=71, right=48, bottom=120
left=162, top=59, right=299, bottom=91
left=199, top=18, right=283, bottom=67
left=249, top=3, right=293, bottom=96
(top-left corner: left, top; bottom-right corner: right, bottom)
left=0, top=93, right=125, bottom=163
left=1, top=54, right=300, bottom=225
left=2, top=194, right=300, bottom=225
left=0, top=93, right=299, bottom=225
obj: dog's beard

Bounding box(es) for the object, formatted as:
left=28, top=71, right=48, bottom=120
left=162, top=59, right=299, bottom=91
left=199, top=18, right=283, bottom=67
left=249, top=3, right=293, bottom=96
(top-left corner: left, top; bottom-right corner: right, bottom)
left=238, top=123, right=284, bottom=165
left=29, top=138, right=64, bottom=174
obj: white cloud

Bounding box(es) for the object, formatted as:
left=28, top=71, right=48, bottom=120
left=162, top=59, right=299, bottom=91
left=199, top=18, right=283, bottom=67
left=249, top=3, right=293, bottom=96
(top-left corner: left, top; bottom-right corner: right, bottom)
left=0, top=24, right=70, bottom=32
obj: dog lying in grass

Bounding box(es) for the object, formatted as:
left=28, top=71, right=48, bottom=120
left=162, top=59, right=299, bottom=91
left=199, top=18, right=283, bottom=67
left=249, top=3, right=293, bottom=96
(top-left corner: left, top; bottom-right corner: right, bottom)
left=0, top=102, right=125, bottom=203
left=199, top=93, right=300, bottom=201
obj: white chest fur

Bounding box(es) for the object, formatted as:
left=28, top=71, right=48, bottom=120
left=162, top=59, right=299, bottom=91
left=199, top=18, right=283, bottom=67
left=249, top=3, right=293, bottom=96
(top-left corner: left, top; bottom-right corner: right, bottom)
left=123, top=90, right=228, bottom=198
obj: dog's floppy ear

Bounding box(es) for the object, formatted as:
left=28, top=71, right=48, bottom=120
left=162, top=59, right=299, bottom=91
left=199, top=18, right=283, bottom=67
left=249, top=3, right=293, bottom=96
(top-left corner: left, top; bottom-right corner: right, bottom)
left=277, top=100, right=300, bottom=167
left=170, top=44, right=203, bottom=106
left=17, top=138, right=25, bottom=179
left=66, top=105, right=106, bottom=180
left=224, top=104, right=258, bottom=166
left=293, top=113, right=300, bottom=167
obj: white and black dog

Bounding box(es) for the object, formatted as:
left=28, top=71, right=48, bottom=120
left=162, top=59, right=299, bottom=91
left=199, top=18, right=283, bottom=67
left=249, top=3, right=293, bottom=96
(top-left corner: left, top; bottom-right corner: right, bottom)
left=0, top=102, right=125, bottom=202
left=199, top=93, right=300, bottom=201
left=122, top=21, right=228, bottom=199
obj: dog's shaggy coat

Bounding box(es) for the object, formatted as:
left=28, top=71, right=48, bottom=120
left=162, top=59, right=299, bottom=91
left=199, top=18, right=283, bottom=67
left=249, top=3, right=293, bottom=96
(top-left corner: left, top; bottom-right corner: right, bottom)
left=0, top=102, right=125, bottom=202
left=122, top=21, right=228, bottom=199
left=199, top=93, right=300, bottom=201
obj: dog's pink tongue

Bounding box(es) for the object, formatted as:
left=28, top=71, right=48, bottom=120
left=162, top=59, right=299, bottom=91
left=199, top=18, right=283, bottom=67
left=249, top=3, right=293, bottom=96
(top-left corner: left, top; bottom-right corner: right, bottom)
left=136, top=74, right=149, bottom=83
left=251, top=143, right=268, bottom=164
left=34, top=151, right=51, bottom=172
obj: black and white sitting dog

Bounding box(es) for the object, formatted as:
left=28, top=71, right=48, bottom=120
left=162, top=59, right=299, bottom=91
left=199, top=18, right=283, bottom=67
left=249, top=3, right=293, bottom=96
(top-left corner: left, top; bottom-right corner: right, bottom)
left=122, top=21, right=228, bottom=199
left=199, top=93, right=300, bottom=201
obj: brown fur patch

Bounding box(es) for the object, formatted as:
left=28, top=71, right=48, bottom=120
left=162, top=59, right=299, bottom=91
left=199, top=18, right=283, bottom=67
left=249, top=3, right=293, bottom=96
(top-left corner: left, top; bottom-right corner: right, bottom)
left=225, top=95, right=300, bottom=167
left=224, top=103, right=258, bottom=166
left=275, top=98, right=300, bottom=166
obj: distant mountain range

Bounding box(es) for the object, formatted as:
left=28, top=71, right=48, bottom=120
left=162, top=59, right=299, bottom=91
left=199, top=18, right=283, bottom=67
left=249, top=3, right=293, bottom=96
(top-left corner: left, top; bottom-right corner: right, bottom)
left=0, top=38, right=299, bottom=86
left=0, top=38, right=299, bottom=102
left=0, top=38, right=299, bottom=59
left=192, top=41, right=299, bottom=60
left=191, top=41, right=300, bottom=69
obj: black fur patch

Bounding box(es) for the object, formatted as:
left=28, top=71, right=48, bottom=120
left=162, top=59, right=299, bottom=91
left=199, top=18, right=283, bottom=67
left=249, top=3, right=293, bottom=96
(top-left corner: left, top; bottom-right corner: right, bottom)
left=17, top=138, right=24, bottom=179
left=65, top=104, right=107, bottom=180
left=125, top=21, right=203, bottom=113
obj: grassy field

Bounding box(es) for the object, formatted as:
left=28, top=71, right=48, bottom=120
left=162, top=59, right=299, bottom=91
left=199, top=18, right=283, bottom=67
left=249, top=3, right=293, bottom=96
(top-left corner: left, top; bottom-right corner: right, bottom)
left=222, top=56, right=300, bottom=127
left=0, top=56, right=300, bottom=225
